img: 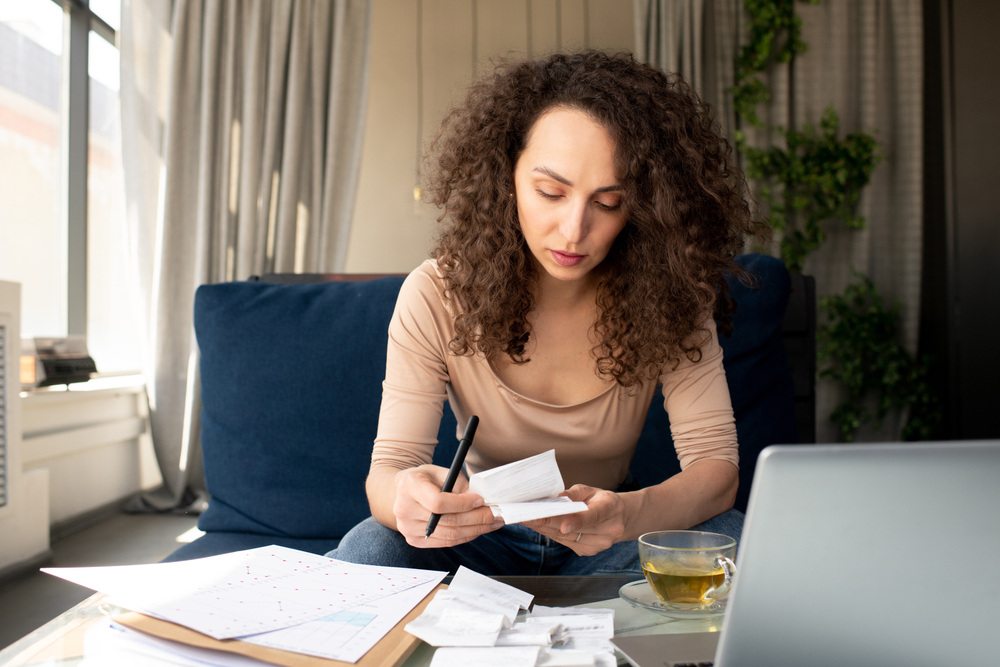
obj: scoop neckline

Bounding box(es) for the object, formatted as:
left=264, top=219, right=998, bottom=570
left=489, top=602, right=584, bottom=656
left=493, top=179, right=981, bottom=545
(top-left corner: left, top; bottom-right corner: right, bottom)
left=484, top=357, right=619, bottom=409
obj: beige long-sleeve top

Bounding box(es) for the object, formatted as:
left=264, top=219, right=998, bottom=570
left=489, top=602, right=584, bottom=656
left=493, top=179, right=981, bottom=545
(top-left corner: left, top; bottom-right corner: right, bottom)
left=371, top=260, right=738, bottom=490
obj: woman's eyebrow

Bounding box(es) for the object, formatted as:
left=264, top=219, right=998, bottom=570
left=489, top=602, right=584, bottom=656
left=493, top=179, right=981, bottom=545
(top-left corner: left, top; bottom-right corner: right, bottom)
left=532, top=166, right=621, bottom=192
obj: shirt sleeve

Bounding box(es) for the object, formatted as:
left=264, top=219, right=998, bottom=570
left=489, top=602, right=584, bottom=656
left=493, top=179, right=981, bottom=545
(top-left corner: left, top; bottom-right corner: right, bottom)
left=659, top=318, right=739, bottom=471
left=370, top=263, right=453, bottom=472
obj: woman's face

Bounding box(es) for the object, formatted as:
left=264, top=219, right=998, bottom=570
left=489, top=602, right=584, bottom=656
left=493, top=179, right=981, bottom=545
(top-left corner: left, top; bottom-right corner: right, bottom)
left=513, top=107, right=627, bottom=286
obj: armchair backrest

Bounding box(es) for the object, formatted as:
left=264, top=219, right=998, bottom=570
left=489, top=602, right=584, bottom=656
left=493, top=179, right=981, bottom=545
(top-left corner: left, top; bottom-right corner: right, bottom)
left=195, top=254, right=807, bottom=543
left=256, top=255, right=814, bottom=513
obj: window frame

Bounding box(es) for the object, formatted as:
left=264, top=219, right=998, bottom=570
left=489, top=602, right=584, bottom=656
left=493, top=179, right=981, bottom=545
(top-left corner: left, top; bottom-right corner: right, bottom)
left=53, top=0, right=117, bottom=336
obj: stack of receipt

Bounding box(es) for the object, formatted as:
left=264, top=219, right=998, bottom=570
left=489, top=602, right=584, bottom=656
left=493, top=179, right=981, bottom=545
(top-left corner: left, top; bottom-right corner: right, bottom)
left=405, top=567, right=616, bottom=667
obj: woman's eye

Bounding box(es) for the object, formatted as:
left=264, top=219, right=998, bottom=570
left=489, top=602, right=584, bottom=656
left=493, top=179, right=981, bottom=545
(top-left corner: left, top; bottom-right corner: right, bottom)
left=596, top=200, right=622, bottom=212
left=536, top=189, right=560, bottom=200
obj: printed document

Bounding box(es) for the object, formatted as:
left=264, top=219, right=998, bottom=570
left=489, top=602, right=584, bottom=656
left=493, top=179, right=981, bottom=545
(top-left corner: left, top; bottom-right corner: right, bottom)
left=43, top=545, right=446, bottom=643
left=240, top=571, right=443, bottom=662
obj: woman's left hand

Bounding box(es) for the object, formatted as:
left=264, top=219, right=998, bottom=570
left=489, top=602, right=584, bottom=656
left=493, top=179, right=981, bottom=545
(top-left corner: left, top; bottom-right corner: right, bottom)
left=522, top=484, right=628, bottom=556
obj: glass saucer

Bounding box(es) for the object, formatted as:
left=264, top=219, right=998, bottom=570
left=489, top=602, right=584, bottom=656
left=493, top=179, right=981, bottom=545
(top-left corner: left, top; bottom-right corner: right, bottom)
left=618, top=580, right=727, bottom=619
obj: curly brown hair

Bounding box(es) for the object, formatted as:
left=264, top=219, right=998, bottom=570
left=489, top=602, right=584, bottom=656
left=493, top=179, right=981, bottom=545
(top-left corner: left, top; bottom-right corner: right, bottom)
left=427, top=51, right=764, bottom=387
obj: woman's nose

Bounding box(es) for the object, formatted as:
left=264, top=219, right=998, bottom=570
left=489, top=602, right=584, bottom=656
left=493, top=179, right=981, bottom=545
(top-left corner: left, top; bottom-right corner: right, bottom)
left=558, top=200, right=588, bottom=244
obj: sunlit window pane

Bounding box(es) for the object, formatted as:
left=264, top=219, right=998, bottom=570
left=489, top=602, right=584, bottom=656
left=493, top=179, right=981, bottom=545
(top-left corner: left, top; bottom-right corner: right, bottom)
left=89, top=0, right=120, bottom=33
left=0, top=0, right=63, bottom=55
left=88, top=29, right=140, bottom=373
left=0, top=0, right=67, bottom=338
left=89, top=29, right=119, bottom=91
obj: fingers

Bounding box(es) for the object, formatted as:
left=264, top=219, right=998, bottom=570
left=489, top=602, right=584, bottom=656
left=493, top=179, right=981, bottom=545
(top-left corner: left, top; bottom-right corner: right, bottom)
left=392, top=466, right=502, bottom=548
left=524, top=485, right=626, bottom=556
left=398, top=468, right=481, bottom=514
left=412, top=509, right=504, bottom=548
left=399, top=505, right=502, bottom=548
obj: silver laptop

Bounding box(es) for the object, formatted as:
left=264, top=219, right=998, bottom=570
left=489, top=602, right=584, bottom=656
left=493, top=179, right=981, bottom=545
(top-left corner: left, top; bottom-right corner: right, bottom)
left=615, top=441, right=1000, bottom=667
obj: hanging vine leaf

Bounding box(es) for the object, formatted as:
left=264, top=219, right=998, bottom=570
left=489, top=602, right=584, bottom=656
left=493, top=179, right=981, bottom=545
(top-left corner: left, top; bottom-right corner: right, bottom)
left=730, top=0, right=939, bottom=442
left=744, top=107, right=881, bottom=271
left=733, top=0, right=818, bottom=130
left=818, top=276, right=941, bottom=441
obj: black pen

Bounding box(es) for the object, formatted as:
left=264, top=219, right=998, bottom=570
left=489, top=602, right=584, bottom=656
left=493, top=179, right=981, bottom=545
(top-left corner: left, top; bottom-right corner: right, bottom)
left=425, top=415, right=480, bottom=539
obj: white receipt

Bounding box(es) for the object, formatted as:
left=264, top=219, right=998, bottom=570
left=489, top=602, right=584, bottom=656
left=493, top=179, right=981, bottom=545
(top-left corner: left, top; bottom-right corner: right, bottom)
left=429, top=646, right=541, bottom=667
left=538, top=648, right=598, bottom=666
left=405, top=567, right=534, bottom=647
left=404, top=592, right=507, bottom=647
left=528, top=606, right=616, bottom=654
left=449, top=566, right=534, bottom=617
left=408, top=577, right=617, bottom=666
left=468, top=450, right=589, bottom=523
left=495, top=620, right=561, bottom=646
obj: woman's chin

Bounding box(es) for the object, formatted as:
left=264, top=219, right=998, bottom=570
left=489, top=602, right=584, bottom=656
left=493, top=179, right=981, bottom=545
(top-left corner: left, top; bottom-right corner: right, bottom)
left=540, top=263, right=597, bottom=284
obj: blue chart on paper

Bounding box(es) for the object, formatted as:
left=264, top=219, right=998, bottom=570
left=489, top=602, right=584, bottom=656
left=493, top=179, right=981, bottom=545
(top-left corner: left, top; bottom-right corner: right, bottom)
left=266, top=608, right=377, bottom=647
left=245, top=607, right=393, bottom=661
left=308, top=609, right=378, bottom=643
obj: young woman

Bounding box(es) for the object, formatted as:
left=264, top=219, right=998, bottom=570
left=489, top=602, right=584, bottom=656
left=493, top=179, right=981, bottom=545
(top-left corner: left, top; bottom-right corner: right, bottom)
left=327, top=51, right=762, bottom=575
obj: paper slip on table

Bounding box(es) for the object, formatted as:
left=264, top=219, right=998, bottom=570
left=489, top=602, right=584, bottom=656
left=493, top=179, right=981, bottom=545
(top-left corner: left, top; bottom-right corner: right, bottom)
left=0, top=575, right=722, bottom=667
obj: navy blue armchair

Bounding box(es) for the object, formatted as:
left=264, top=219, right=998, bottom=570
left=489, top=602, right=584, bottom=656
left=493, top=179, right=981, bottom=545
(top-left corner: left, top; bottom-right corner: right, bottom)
left=165, top=254, right=803, bottom=561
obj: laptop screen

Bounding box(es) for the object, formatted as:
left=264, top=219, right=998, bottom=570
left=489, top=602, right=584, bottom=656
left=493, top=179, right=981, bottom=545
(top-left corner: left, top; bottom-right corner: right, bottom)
left=716, top=441, right=1000, bottom=667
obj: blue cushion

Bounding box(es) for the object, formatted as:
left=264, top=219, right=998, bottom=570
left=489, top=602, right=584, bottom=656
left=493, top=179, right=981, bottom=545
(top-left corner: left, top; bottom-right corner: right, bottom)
left=190, top=253, right=794, bottom=561
left=195, top=277, right=462, bottom=543
left=629, top=253, right=798, bottom=511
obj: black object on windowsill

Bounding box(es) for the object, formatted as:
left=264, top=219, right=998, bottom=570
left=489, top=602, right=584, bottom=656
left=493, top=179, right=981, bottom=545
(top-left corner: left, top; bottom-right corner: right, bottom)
left=22, top=336, right=97, bottom=388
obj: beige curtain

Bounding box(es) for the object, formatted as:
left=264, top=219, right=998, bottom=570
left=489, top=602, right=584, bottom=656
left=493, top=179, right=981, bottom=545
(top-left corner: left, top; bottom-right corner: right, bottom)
left=635, top=0, right=924, bottom=443
left=120, top=0, right=372, bottom=508
left=634, top=0, right=742, bottom=147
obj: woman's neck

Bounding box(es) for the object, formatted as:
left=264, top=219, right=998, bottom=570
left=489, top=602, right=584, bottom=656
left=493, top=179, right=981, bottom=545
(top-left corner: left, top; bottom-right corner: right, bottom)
left=532, top=268, right=600, bottom=313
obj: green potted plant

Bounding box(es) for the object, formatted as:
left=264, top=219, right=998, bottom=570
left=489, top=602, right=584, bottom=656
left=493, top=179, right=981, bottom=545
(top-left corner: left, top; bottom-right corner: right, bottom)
left=732, top=0, right=939, bottom=441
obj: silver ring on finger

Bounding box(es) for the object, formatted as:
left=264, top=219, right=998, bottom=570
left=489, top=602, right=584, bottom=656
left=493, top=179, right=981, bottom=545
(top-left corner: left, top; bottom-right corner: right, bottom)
left=575, top=532, right=583, bottom=543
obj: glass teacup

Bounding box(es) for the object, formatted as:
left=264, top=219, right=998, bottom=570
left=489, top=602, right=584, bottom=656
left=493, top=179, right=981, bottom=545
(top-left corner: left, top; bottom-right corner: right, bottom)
left=638, top=530, right=737, bottom=608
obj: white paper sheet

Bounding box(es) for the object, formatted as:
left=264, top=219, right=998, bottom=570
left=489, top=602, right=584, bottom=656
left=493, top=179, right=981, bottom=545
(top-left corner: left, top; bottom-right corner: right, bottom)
left=405, top=566, right=535, bottom=647
left=43, top=545, right=445, bottom=640
left=406, top=575, right=617, bottom=666
left=495, top=620, right=560, bottom=646
left=240, top=572, right=444, bottom=663
left=528, top=607, right=616, bottom=655
left=404, top=591, right=507, bottom=646
left=468, top=450, right=588, bottom=523
left=469, top=450, right=565, bottom=503
left=81, top=620, right=273, bottom=667
left=428, top=646, right=541, bottom=667
left=489, top=497, right=588, bottom=524
left=537, top=648, right=597, bottom=666
left=449, top=565, right=534, bottom=616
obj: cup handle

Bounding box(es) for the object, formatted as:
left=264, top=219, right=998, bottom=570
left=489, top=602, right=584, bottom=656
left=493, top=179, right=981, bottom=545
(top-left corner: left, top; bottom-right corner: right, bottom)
left=706, top=556, right=737, bottom=600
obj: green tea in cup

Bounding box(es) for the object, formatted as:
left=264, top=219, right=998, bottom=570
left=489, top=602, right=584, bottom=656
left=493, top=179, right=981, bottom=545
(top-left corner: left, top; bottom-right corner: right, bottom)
left=638, top=530, right=737, bottom=606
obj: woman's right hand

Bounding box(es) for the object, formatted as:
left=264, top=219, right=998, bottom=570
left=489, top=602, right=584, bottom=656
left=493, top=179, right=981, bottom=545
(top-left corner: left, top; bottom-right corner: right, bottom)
left=392, top=465, right=504, bottom=548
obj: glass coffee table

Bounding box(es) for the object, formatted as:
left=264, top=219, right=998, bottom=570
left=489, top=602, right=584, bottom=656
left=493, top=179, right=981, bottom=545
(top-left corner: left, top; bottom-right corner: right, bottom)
left=0, top=575, right=722, bottom=666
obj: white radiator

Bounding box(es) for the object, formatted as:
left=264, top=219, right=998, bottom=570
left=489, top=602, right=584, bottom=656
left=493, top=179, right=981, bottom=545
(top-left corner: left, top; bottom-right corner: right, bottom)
left=0, top=281, right=49, bottom=573
left=0, top=309, right=7, bottom=508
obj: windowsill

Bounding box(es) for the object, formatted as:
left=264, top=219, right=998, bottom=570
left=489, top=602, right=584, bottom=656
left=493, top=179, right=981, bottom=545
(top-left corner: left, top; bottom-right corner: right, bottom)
left=20, top=372, right=145, bottom=404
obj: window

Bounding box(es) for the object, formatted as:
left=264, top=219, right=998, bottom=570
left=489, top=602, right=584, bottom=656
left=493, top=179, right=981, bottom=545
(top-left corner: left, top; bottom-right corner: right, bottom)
left=0, top=0, right=140, bottom=374
left=87, top=7, right=142, bottom=373
left=0, top=0, right=66, bottom=338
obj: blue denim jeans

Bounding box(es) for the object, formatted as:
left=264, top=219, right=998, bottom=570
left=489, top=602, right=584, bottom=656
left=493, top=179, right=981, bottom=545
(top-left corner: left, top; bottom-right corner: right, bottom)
left=324, top=509, right=744, bottom=576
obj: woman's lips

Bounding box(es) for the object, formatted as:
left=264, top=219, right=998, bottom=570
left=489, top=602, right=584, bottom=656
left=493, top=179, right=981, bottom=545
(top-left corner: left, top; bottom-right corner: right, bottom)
left=550, top=250, right=586, bottom=267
